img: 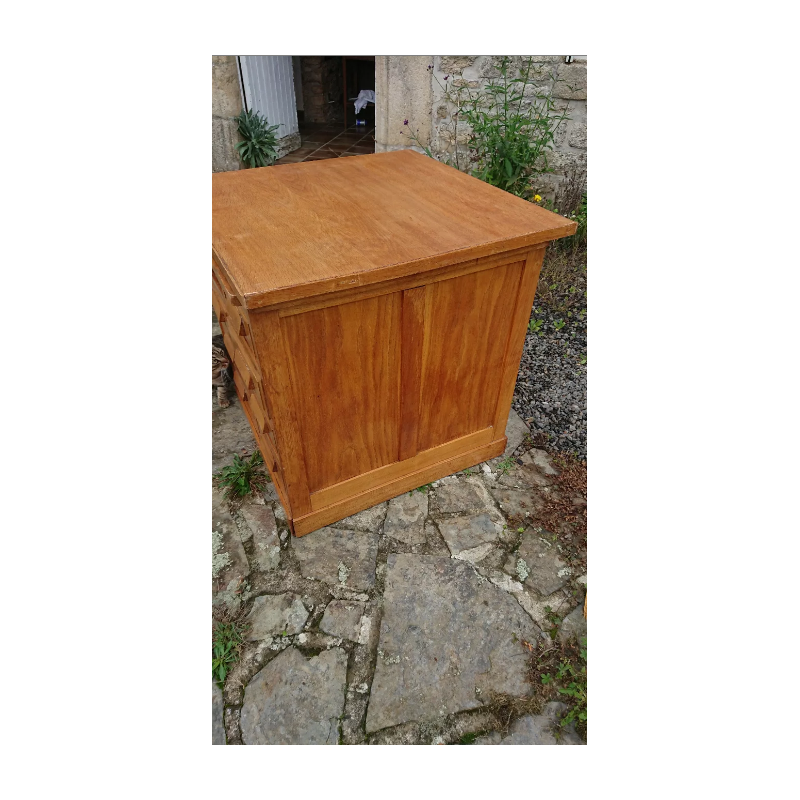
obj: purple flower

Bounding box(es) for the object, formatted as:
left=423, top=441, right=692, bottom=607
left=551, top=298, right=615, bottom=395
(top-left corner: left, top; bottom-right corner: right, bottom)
left=404, top=119, right=409, bottom=125
left=444, top=75, right=450, bottom=81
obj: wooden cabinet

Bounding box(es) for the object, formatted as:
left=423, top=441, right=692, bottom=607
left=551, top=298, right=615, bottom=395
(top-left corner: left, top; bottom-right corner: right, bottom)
left=213, top=150, right=575, bottom=536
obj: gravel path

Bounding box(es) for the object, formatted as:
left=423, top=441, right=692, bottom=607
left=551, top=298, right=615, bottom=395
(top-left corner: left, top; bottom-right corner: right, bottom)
left=512, top=302, right=587, bottom=460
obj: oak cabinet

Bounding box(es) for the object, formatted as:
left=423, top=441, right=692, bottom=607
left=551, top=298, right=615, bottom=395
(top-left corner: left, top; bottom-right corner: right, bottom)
left=212, top=150, right=575, bottom=535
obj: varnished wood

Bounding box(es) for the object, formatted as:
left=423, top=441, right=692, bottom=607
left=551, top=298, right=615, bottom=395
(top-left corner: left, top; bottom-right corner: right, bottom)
left=293, top=436, right=507, bottom=537
left=491, top=247, right=547, bottom=437
left=214, top=153, right=575, bottom=535
left=310, top=427, right=493, bottom=513
left=212, top=150, right=576, bottom=310
left=248, top=310, right=313, bottom=517
left=281, top=292, right=403, bottom=493
left=274, top=245, right=536, bottom=319
left=418, top=261, right=523, bottom=451
left=399, top=286, right=426, bottom=461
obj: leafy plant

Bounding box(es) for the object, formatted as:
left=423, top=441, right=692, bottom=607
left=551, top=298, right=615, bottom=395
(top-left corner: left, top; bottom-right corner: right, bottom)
left=496, top=456, right=515, bottom=475
left=404, top=58, right=570, bottom=199
left=543, top=605, right=562, bottom=639
left=235, top=108, right=280, bottom=168
left=528, top=318, right=543, bottom=334
left=212, top=621, right=247, bottom=688
left=459, top=59, right=568, bottom=198
left=215, top=450, right=269, bottom=502
left=556, top=638, right=587, bottom=729
left=553, top=319, right=566, bottom=331
left=410, top=483, right=433, bottom=495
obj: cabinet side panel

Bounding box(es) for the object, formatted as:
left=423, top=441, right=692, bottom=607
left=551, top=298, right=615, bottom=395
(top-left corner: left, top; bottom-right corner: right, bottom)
left=491, top=246, right=547, bottom=436
left=417, top=260, right=523, bottom=452
left=282, top=292, right=402, bottom=493
left=249, top=308, right=312, bottom=518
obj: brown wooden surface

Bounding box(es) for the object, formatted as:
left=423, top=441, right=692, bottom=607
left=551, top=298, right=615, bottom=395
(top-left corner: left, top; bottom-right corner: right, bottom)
left=293, top=435, right=507, bottom=537
left=417, top=260, right=523, bottom=452
left=281, top=292, right=403, bottom=493
left=398, top=286, right=426, bottom=461
left=491, top=246, right=547, bottom=436
left=212, top=150, right=576, bottom=309
left=248, top=310, right=312, bottom=517
left=273, top=245, right=532, bottom=319
left=309, top=427, right=493, bottom=513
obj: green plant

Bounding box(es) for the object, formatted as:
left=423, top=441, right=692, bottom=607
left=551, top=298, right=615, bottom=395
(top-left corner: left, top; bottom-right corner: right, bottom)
left=410, top=483, right=433, bottom=495
left=404, top=58, right=570, bottom=199
left=553, top=319, right=565, bottom=331
left=457, top=731, right=484, bottom=745
left=555, top=638, right=587, bottom=729
left=235, top=108, right=280, bottom=168
left=496, top=456, right=515, bottom=475
left=543, top=605, right=562, bottom=639
left=528, top=318, right=543, bottom=334
left=212, top=621, right=247, bottom=688
left=215, top=450, right=269, bottom=502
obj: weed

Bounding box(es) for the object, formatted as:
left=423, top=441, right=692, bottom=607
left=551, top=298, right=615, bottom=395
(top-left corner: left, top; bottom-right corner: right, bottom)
left=212, top=619, right=248, bottom=688
left=496, top=456, right=515, bottom=475
left=215, top=450, right=269, bottom=502
left=457, top=731, right=483, bottom=745
left=528, top=318, right=543, bottom=334
left=553, top=319, right=565, bottom=331
left=543, top=605, right=562, bottom=639
left=410, top=482, right=433, bottom=495
left=526, top=635, right=587, bottom=739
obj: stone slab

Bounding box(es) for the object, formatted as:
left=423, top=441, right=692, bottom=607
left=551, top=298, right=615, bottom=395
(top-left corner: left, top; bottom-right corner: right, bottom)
left=319, top=599, right=366, bottom=642
left=332, top=502, right=388, bottom=533
left=292, top=528, right=379, bottom=591
left=473, top=702, right=583, bottom=745
left=366, top=555, right=541, bottom=733
left=246, top=593, right=309, bottom=640
left=383, top=492, right=428, bottom=544
left=491, top=487, right=543, bottom=522
left=212, top=681, right=225, bottom=745
left=437, top=512, right=503, bottom=557
left=241, top=646, right=347, bottom=745
left=431, top=476, right=497, bottom=515
left=510, top=530, right=570, bottom=596
left=212, top=491, right=250, bottom=613
left=239, top=504, right=280, bottom=572
left=558, top=602, right=587, bottom=645
left=503, top=408, right=529, bottom=456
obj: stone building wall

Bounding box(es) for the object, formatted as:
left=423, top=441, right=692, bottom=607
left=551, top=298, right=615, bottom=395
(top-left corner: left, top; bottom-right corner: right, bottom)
left=300, top=56, right=344, bottom=124
left=376, top=56, right=587, bottom=201
left=212, top=55, right=243, bottom=173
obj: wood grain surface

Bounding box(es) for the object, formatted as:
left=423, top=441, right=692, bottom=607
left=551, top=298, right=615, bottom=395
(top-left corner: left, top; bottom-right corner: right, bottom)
left=212, top=150, right=577, bottom=309
left=417, top=261, right=523, bottom=451
left=292, top=435, right=507, bottom=537
left=281, top=292, right=402, bottom=493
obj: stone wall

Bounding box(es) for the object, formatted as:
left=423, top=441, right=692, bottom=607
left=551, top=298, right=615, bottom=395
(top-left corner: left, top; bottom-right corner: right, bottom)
left=300, top=56, right=344, bottom=124
left=212, top=55, right=243, bottom=173
left=375, top=56, right=587, bottom=201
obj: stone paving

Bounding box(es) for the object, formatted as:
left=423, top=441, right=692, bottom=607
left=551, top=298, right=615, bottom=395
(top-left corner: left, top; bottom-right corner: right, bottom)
left=212, top=351, right=587, bottom=745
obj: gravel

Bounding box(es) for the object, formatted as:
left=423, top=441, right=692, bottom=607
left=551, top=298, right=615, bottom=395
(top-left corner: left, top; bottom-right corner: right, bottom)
left=512, top=302, right=587, bottom=460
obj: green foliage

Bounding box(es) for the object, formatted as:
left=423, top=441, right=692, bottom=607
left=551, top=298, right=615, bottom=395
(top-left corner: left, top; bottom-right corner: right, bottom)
left=458, top=58, right=569, bottom=198
left=235, top=109, right=280, bottom=168
left=212, top=621, right=247, bottom=688
left=556, top=638, right=587, bottom=729
left=553, top=319, right=565, bottom=331
left=457, top=731, right=482, bottom=745
left=215, top=450, right=269, bottom=502
left=496, top=456, right=515, bottom=475
left=403, top=58, right=570, bottom=200
left=543, top=605, right=562, bottom=639
left=410, top=483, right=433, bottom=495
left=528, top=318, right=543, bottom=335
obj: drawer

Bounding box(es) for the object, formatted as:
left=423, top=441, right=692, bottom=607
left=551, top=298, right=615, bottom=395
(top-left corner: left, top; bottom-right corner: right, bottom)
left=211, top=285, right=228, bottom=325
left=237, top=360, right=273, bottom=435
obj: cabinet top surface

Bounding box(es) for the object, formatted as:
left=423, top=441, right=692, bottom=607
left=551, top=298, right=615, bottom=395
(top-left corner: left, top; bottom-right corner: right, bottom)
left=212, top=150, right=576, bottom=308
